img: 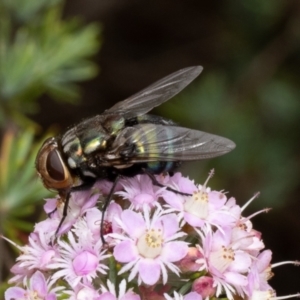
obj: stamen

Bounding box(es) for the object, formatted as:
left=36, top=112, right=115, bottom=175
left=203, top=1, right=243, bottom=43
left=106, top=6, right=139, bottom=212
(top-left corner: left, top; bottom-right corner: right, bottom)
left=200, top=169, right=214, bottom=193
left=275, top=293, right=300, bottom=300
left=272, top=261, right=300, bottom=268
left=241, top=192, right=260, bottom=211
left=0, top=235, right=23, bottom=252
left=245, top=208, right=271, bottom=221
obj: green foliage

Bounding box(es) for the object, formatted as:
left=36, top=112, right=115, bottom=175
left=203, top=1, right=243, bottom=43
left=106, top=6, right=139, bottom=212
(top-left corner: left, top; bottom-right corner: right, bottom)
left=0, top=129, right=53, bottom=242
left=0, top=0, right=101, bottom=288
left=0, top=0, right=100, bottom=127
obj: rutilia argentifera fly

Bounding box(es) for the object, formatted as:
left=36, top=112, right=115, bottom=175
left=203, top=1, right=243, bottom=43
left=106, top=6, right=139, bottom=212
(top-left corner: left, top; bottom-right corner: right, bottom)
left=35, top=66, right=235, bottom=242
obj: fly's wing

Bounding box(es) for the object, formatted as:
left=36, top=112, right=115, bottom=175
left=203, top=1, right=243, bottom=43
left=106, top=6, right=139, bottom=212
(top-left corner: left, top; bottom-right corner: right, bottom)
left=103, top=66, right=203, bottom=118
left=106, top=124, right=235, bottom=163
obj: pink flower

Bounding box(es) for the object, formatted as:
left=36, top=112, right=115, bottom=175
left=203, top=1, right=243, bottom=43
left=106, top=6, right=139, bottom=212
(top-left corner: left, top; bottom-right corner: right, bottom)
left=49, top=232, right=109, bottom=287
left=9, top=261, right=35, bottom=286
left=196, top=227, right=252, bottom=299
left=3, top=232, right=58, bottom=285
left=247, top=250, right=273, bottom=296
left=177, top=247, right=204, bottom=273
left=34, top=218, right=60, bottom=243
left=192, top=276, right=216, bottom=298
left=156, top=172, right=197, bottom=195
left=117, top=175, right=165, bottom=210
left=44, top=190, right=99, bottom=235
left=111, top=209, right=188, bottom=285
left=17, top=231, right=58, bottom=269
left=70, top=201, right=123, bottom=246
left=5, top=271, right=62, bottom=300
left=230, top=220, right=264, bottom=256
left=163, top=171, right=237, bottom=230
left=64, top=284, right=101, bottom=300
left=4, top=172, right=300, bottom=300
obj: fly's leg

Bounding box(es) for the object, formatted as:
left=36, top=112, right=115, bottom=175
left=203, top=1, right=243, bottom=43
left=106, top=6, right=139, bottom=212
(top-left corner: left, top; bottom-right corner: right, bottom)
left=143, top=169, right=192, bottom=197
left=53, top=179, right=96, bottom=239
left=100, top=175, right=121, bottom=245
left=48, top=207, right=57, bottom=218
left=54, top=191, right=71, bottom=237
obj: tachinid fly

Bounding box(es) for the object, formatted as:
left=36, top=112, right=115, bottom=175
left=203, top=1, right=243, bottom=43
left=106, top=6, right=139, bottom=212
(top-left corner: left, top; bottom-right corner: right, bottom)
left=35, top=66, right=235, bottom=239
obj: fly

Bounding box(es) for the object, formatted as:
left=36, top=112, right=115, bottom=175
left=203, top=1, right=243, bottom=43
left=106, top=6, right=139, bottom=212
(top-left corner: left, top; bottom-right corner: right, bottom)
left=35, top=66, right=235, bottom=241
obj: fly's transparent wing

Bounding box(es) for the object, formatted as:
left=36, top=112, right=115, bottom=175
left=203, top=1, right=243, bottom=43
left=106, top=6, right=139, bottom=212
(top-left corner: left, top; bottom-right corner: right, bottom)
left=107, top=124, right=235, bottom=163
left=104, top=66, right=203, bottom=118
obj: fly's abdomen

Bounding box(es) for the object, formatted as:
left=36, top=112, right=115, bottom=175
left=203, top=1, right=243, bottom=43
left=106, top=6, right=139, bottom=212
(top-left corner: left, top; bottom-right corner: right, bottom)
left=106, top=123, right=184, bottom=168
left=145, top=161, right=180, bottom=174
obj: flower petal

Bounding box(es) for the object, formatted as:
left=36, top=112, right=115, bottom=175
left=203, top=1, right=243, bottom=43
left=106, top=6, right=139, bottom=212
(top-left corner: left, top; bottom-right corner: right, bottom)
left=121, top=210, right=146, bottom=238
left=162, top=191, right=183, bottom=210
left=224, top=271, right=248, bottom=286
left=184, top=212, right=205, bottom=227
left=184, top=292, right=202, bottom=300
left=99, top=292, right=116, bottom=300
left=122, top=292, right=141, bottom=300
left=138, top=258, right=161, bottom=285
left=160, top=214, right=180, bottom=238
left=5, top=287, right=25, bottom=300
left=30, top=271, right=47, bottom=296
left=114, top=240, right=138, bottom=263
left=256, top=250, right=272, bottom=272
left=229, top=252, right=251, bottom=273
left=162, top=241, right=188, bottom=262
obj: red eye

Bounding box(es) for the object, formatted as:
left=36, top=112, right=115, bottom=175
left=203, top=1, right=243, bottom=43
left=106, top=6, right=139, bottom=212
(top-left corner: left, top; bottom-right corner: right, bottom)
left=46, top=150, right=65, bottom=181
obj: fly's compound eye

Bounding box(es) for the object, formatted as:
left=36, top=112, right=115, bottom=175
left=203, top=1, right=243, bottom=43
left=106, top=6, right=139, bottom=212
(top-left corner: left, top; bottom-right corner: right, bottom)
left=35, top=138, right=73, bottom=190
left=46, top=149, right=65, bottom=181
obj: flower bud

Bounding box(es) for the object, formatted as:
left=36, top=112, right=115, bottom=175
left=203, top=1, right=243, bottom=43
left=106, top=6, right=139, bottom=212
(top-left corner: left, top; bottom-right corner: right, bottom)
left=177, top=247, right=204, bottom=273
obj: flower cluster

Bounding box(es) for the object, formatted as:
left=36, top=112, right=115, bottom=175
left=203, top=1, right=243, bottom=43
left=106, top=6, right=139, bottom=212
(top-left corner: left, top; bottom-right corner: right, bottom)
left=4, top=171, right=300, bottom=300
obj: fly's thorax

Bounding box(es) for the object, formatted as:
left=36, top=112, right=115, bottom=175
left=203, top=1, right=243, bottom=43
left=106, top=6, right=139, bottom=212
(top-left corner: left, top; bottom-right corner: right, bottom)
left=61, top=126, right=111, bottom=170
left=35, top=137, right=75, bottom=191
left=60, top=115, right=126, bottom=171
left=103, top=114, right=125, bottom=135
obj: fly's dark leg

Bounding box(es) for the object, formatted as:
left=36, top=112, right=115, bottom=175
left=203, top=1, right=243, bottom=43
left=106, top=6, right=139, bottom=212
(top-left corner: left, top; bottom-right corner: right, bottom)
left=55, top=191, right=71, bottom=237
left=100, top=175, right=121, bottom=244
left=143, top=169, right=192, bottom=197
left=48, top=207, right=57, bottom=218
left=54, top=179, right=96, bottom=238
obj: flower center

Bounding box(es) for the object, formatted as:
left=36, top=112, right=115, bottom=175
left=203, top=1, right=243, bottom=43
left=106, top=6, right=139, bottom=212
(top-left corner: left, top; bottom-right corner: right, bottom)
left=137, top=229, right=163, bottom=259
left=40, top=249, right=56, bottom=268
left=209, top=245, right=235, bottom=273
left=26, top=291, right=42, bottom=300
left=184, top=190, right=209, bottom=219
left=263, top=266, right=274, bottom=281
left=133, top=193, right=156, bottom=208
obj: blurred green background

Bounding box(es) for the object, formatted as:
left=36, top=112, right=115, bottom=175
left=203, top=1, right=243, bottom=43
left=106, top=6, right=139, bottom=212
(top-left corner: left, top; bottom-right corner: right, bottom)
left=1, top=0, right=300, bottom=296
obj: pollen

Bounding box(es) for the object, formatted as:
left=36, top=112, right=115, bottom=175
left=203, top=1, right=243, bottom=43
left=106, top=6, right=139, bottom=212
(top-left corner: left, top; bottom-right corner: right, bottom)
left=137, top=229, right=164, bottom=258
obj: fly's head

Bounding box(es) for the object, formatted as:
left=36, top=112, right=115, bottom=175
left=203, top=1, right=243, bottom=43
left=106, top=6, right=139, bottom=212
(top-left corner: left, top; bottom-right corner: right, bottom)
left=35, top=137, right=74, bottom=194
